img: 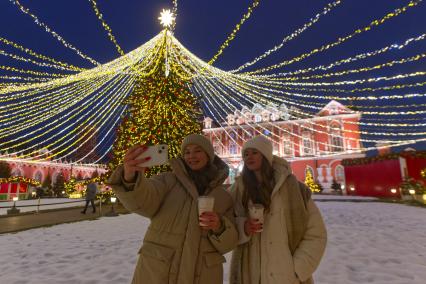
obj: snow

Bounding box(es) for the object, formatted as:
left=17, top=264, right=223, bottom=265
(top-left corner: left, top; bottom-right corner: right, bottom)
left=0, top=198, right=86, bottom=215
left=1, top=202, right=426, bottom=283
left=313, top=194, right=378, bottom=200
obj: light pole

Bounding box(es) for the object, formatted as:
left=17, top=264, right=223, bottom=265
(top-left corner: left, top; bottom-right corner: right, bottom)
left=7, top=196, right=20, bottom=215
left=105, top=196, right=118, bottom=217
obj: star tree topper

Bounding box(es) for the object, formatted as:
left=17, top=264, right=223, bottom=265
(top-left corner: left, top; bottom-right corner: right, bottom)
left=158, top=9, right=175, bottom=28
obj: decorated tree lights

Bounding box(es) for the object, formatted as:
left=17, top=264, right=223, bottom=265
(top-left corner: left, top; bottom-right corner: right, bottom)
left=304, top=169, right=322, bottom=193
left=109, top=10, right=202, bottom=176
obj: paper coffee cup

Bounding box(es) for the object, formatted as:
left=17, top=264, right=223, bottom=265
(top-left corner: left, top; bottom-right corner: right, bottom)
left=198, top=196, right=215, bottom=226
left=249, top=203, right=264, bottom=232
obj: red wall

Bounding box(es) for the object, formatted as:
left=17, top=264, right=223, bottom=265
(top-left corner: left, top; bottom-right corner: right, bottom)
left=406, top=156, right=426, bottom=180
left=344, top=159, right=402, bottom=198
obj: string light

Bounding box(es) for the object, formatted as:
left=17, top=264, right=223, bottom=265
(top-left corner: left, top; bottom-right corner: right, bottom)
left=10, top=0, right=100, bottom=66
left=256, top=33, right=426, bottom=78
left=243, top=0, right=422, bottom=75
left=230, top=0, right=342, bottom=73
left=277, top=53, right=426, bottom=82
left=208, top=0, right=260, bottom=65
left=0, top=36, right=86, bottom=72
left=89, top=0, right=125, bottom=56
left=1, top=15, right=425, bottom=163
left=0, top=49, right=81, bottom=72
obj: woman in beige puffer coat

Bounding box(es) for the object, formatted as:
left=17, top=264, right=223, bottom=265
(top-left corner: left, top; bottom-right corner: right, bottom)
left=230, top=136, right=327, bottom=284
left=108, top=134, right=238, bottom=284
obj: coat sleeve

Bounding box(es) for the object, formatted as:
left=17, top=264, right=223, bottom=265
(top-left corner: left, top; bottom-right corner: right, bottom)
left=228, top=182, right=251, bottom=245
left=207, top=201, right=239, bottom=254
left=107, top=165, right=173, bottom=218
left=293, top=199, right=327, bottom=282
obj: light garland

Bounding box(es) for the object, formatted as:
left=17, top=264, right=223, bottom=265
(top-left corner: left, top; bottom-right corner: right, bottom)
left=278, top=53, right=426, bottom=82
left=0, top=65, right=66, bottom=78
left=0, top=36, right=86, bottom=72
left=208, top=0, right=260, bottom=65
left=230, top=0, right=342, bottom=73
left=254, top=33, right=426, bottom=78
left=10, top=0, right=100, bottom=66
left=0, top=176, right=41, bottom=187
left=0, top=49, right=81, bottom=72
left=89, top=0, right=125, bottom=56
left=243, top=0, right=423, bottom=75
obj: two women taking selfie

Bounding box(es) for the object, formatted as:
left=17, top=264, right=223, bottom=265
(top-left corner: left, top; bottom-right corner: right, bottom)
left=108, top=134, right=327, bottom=284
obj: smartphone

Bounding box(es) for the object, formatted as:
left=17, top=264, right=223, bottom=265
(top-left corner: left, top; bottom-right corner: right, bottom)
left=137, top=144, right=169, bottom=167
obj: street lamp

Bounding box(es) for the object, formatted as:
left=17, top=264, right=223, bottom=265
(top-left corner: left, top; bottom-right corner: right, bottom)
left=7, top=196, right=20, bottom=215
left=105, top=196, right=118, bottom=217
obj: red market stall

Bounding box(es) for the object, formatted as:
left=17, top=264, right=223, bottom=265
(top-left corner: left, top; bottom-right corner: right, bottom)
left=342, top=151, right=426, bottom=198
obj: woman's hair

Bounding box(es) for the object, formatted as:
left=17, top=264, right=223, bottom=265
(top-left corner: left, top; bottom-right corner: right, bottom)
left=184, top=158, right=219, bottom=195
left=241, top=155, right=275, bottom=210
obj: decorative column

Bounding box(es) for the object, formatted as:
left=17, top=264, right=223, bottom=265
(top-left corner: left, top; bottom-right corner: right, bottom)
left=316, top=168, right=324, bottom=184
left=322, top=167, right=333, bottom=193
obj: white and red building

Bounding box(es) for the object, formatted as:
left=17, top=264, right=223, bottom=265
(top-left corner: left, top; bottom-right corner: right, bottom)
left=203, top=100, right=365, bottom=191
left=0, top=150, right=106, bottom=200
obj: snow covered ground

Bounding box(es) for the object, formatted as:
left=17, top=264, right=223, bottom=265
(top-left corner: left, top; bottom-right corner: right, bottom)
left=1, top=201, right=425, bottom=284
left=313, top=194, right=378, bottom=200
left=0, top=198, right=86, bottom=215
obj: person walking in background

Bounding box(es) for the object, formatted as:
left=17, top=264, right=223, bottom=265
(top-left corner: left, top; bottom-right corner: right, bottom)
left=107, top=134, right=238, bottom=284
left=81, top=181, right=97, bottom=214
left=230, top=136, right=327, bottom=284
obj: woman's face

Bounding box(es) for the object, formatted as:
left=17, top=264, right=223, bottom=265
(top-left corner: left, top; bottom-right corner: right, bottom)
left=243, top=148, right=263, bottom=172
left=183, top=144, right=209, bottom=171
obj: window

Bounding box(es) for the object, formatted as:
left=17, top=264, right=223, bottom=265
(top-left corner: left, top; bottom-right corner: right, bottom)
left=302, top=131, right=313, bottom=155
left=282, top=134, right=292, bottom=156
left=254, top=114, right=262, bottom=123
left=305, top=166, right=314, bottom=179
left=330, top=124, right=343, bottom=152
left=335, top=165, right=345, bottom=182
left=229, top=143, right=237, bottom=155
left=34, top=171, right=43, bottom=182
left=11, top=168, right=22, bottom=177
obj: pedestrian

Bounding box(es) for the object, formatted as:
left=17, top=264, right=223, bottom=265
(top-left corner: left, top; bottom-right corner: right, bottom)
left=229, top=136, right=327, bottom=284
left=81, top=181, right=97, bottom=214
left=108, top=134, right=238, bottom=284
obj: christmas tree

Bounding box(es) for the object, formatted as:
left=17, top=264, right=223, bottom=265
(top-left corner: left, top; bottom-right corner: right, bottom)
left=304, top=170, right=322, bottom=193
left=52, top=172, right=66, bottom=197
left=109, top=31, right=202, bottom=176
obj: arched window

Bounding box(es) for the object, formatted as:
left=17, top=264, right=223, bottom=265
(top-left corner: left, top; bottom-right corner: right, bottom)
left=305, top=166, right=314, bottom=179
left=52, top=171, right=60, bottom=184
left=11, top=168, right=22, bottom=177
left=34, top=171, right=43, bottom=182
left=335, top=165, right=345, bottom=182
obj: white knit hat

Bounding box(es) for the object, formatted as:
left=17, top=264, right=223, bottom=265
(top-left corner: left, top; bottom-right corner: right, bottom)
left=181, top=134, right=215, bottom=164
left=242, top=136, right=273, bottom=166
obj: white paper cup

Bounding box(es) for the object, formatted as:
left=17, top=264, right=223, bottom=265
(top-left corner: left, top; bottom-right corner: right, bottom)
left=249, top=203, right=264, bottom=232
left=198, top=196, right=215, bottom=226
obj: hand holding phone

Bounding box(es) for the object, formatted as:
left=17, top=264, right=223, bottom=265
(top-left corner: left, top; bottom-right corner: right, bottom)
left=136, top=144, right=169, bottom=168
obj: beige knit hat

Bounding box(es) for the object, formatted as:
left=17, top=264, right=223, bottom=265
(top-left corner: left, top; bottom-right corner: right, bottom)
left=181, top=134, right=215, bottom=164
left=242, top=135, right=273, bottom=166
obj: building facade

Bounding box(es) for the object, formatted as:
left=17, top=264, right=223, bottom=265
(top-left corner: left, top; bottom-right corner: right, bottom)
left=203, top=100, right=365, bottom=192
left=0, top=154, right=106, bottom=200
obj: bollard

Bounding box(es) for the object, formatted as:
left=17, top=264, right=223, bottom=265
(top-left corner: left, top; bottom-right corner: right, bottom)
left=99, top=195, right=102, bottom=216
left=36, top=197, right=41, bottom=214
